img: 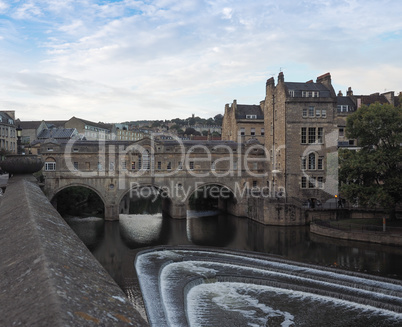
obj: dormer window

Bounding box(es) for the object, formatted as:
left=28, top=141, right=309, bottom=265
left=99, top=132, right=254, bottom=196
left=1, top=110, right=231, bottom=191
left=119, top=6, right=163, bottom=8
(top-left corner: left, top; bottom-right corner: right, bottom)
left=289, top=90, right=295, bottom=97
left=337, top=105, right=349, bottom=112
left=302, top=91, right=319, bottom=98
left=246, top=114, right=257, bottom=119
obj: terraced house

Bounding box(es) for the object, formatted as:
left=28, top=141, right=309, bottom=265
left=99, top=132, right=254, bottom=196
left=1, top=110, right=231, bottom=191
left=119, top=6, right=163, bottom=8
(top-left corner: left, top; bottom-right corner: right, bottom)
left=0, top=111, right=17, bottom=154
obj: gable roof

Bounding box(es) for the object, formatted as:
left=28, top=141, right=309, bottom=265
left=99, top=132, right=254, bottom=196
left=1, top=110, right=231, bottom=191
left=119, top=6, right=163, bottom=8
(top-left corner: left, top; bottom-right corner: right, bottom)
left=235, top=105, right=263, bottom=119
left=70, top=117, right=112, bottom=131
left=357, top=93, right=390, bottom=106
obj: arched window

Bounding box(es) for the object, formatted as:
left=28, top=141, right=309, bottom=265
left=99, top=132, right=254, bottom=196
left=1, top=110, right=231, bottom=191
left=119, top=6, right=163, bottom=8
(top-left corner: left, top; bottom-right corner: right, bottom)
left=45, top=158, right=56, bottom=171
left=308, top=153, right=316, bottom=170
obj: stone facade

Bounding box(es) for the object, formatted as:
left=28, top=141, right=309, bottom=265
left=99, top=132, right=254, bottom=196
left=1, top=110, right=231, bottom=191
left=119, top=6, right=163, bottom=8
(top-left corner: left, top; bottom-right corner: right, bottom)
left=41, top=137, right=267, bottom=220
left=0, top=111, right=17, bottom=154
left=263, top=72, right=339, bottom=205
left=222, top=100, right=265, bottom=144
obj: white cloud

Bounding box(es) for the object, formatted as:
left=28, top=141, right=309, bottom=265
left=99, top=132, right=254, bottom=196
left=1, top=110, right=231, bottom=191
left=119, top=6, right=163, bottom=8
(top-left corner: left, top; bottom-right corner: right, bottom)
left=1, top=0, right=402, bottom=121
left=0, top=1, right=8, bottom=12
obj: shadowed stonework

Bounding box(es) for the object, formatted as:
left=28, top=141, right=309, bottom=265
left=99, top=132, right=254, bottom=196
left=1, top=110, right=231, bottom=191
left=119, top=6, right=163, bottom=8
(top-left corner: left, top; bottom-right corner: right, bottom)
left=0, top=175, right=147, bottom=326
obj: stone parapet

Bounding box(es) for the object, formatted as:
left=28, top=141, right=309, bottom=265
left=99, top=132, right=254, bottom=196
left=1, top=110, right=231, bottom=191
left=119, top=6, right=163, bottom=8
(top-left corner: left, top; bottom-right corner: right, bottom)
left=310, top=222, right=402, bottom=246
left=0, top=175, right=148, bottom=326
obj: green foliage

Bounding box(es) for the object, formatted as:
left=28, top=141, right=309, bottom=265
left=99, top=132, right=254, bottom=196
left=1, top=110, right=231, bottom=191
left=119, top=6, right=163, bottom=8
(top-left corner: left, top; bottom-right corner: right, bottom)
left=214, top=114, right=223, bottom=125
left=340, top=103, right=402, bottom=218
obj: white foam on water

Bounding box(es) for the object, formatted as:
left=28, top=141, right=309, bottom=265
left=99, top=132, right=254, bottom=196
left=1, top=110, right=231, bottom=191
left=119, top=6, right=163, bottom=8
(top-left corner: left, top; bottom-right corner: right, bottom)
left=136, top=250, right=402, bottom=326
left=186, top=282, right=402, bottom=327
left=178, top=250, right=402, bottom=293
left=120, top=214, right=163, bottom=244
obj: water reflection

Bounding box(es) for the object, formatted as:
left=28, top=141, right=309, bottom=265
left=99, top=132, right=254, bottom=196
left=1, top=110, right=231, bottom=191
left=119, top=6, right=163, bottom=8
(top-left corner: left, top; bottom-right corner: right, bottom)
left=64, top=216, right=104, bottom=251
left=120, top=214, right=165, bottom=247
left=65, top=212, right=402, bottom=290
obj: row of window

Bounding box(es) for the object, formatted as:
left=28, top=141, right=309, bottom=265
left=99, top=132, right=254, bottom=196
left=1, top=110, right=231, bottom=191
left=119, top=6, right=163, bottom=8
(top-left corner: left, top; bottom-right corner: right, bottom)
left=301, top=127, right=323, bottom=144
left=84, top=125, right=110, bottom=133
left=289, top=90, right=320, bottom=98
left=301, top=176, right=324, bottom=189
left=1, top=127, right=15, bottom=138
left=45, top=160, right=255, bottom=172
left=0, top=140, right=16, bottom=151
left=240, top=128, right=264, bottom=136
left=302, top=106, right=327, bottom=118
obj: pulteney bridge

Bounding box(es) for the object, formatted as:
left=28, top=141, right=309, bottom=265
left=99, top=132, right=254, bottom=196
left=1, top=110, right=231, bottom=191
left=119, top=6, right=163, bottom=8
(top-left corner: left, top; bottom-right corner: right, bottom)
left=41, top=137, right=269, bottom=220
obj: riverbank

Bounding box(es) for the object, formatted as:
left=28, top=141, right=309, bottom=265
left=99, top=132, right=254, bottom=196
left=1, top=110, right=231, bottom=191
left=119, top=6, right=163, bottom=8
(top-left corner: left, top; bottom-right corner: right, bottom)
left=310, top=218, right=402, bottom=246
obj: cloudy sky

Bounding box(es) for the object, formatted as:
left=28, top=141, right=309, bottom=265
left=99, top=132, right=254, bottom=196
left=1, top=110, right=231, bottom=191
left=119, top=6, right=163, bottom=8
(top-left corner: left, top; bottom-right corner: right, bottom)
left=0, top=0, right=401, bottom=123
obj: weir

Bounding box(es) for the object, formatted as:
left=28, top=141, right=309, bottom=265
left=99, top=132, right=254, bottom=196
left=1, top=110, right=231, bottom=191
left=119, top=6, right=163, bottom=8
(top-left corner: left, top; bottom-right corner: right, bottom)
left=136, top=247, right=402, bottom=327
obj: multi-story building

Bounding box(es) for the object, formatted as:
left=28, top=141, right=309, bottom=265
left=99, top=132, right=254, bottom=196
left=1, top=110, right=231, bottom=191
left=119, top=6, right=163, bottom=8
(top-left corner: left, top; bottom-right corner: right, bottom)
left=263, top=72, right=338, bottom=205
left=17, top=120, right=68, bottom=149
left=65, top=117, right=112, bottom=140
left=223, top=72, right=400, bottom=208
left=335, top=87, right=399, bottom=149
left=112, top=123, right=145, bottom=141
left=0, top=111, right=17, bottom=154
left=222, top=101, right=265, bottom=144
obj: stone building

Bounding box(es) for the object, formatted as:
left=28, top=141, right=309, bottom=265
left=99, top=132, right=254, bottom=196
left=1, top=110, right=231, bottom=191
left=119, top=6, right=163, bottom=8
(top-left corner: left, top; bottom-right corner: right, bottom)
left=263, top=72, right=339, bottom=205
left=0, top=111, right=17, bottom=154
left=335, top=87, right=399, bottom=149
left=65, top=117, right=113, bottom=140
left=17, top=120, right=67, bottom=146
left=222, top=100, right=265, bottom=144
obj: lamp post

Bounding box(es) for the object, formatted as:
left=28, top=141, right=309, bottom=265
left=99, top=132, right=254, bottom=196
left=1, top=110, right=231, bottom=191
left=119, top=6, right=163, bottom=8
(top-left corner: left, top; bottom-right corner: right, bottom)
left=16, top=125, right=22, bottom=155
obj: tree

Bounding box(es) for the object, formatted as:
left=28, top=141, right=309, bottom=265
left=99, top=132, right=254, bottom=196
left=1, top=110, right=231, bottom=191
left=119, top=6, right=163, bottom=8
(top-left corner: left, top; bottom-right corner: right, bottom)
left=214, top=114, right=223, bottom=126
left=184, top=127, right=200, bottom=136
left=339, top=103, right=402, bottom=219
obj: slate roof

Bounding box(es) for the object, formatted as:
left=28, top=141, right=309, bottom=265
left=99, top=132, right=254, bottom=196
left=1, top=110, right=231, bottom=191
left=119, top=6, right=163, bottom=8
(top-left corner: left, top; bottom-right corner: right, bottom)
left=0, top=112, right=14, bottom=124
left=285, top=82, right=329, bottom=91
left=337, top=96, right=356, bottom=107
left=18, top=120, right=67, bottom=130
left=284, top=82, right=332, bottom=97
left=358, top=94, right=389, bottom=106
left=37, top=128, right=77, bottom=139
left=235, top=105, right=264, bottom=120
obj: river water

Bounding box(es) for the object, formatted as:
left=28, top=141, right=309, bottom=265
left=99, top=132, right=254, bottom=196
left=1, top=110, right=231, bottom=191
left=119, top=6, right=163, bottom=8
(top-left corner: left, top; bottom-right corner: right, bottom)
left=65, top=212, right=402, bottom=324
left=65, top=212, right=402, bottom=284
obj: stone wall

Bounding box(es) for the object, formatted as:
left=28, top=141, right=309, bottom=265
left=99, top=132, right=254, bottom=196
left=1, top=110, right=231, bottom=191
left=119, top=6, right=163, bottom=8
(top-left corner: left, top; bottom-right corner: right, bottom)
left=247, top=197, right=306, bottom=226
left=310, top=223, right=402, bottom=246
left=0, top=175, right=147, bottom=326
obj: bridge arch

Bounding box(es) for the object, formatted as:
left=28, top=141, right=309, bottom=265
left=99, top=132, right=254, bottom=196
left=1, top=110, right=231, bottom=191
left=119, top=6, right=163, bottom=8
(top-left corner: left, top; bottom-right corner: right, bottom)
left=187, top=182, right=237, bottom=213
left=49, top=183, right=106, bottom=218
left=117, top=182, right=173, bottom=216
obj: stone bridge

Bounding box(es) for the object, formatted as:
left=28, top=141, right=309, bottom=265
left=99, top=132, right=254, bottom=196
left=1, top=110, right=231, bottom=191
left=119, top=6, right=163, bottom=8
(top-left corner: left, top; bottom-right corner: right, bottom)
left=41, top=137, right=269, bottom=220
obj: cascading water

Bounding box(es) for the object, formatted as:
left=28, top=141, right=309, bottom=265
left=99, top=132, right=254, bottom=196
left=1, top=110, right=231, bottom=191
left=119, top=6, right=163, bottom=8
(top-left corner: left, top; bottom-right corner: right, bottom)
left=136, top=247, right=402, bottom=327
